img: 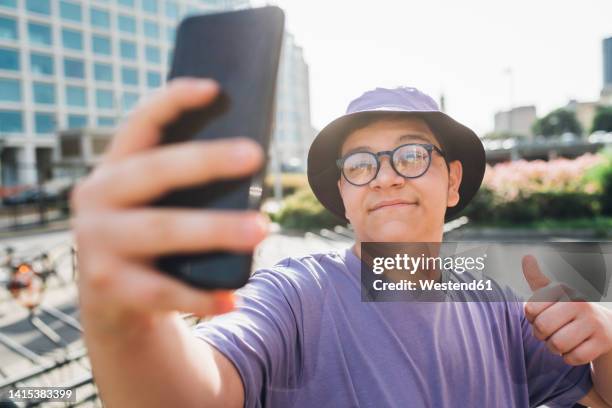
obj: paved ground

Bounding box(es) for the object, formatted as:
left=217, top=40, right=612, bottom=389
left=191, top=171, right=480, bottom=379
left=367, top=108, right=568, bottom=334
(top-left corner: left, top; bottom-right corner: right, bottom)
left=0, top=207, right=66, bottom=233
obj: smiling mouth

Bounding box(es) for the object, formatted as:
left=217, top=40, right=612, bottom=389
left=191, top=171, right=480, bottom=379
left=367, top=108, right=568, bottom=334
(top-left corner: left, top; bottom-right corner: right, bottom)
left=370, top=201, right=418, bottom=212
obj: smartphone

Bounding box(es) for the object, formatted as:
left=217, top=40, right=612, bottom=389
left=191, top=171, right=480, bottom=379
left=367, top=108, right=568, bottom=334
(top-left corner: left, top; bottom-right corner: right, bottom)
left=153, top=6, right=285, bottom=289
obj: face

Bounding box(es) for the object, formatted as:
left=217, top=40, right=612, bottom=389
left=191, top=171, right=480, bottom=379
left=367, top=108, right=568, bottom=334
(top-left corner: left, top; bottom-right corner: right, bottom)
left=337, top=116, right=462, bottom=243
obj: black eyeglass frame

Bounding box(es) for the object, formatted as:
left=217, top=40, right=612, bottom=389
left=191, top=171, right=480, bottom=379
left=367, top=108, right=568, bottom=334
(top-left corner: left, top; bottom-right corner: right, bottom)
left=336, top=143, right=447, bottom=186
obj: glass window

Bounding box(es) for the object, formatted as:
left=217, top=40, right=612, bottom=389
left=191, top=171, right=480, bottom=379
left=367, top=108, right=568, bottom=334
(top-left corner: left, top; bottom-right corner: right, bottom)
left=66, top=86, right=86, bottom=107
left=94, top=63, right=113, bottom=81
left=33, top=82, right=55, bottom=104
left=26, top=0, right=50, bottom=15
left=91, top=8, right=110, bottom=28
left=64, top=58, right=85, bottom=78
left=0, top=110, right=23, bottom=133
left=122, top=92, right=139, bottom=110
left=60, top=1, right=82, bottom=22
left=35, top=113, right=55, bottom=134
left=166, top=25, right=175, bottom=43
left=97, top=116, right=115, bottom=127
left=143, top=20, right=159, bottom=38
left=96, top=89, right=114, bottom=109
left=68, top=114, right=87, bottom=128
left=117, top=0, right=134, bottom=7
left=118, top=15, right=136, bottom=34
left=0, top=47, right=19, bottom=71
left=92, top=35, right=112, bottom=55
left=121, top=67, right=138, bottom=85
left=120, top=40, right=136, bottom=59
left=0, top=16, right=17, bottom=40
left=0, top=78, right=20, bottom=102
left=145, top=46, right=160, bottom=63
left=146, top=71, right=161, bottom=88
left=185, top=6, right=199, bottom=17
left=142, top=0, right=157, bottom=14
left=0, top=0, right=17, bottom=9
left=28, top=23, right=52, bottom=46
left=165, top=1, right=178, bottom=19
left=62, top=29, right=83, bottom=50
left=30, top=53, right=53, bottom=75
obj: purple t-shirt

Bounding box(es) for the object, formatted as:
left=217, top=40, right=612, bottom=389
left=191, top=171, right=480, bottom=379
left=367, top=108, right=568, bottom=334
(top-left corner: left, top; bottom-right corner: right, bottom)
left=192, top=248, right=592, bottom=407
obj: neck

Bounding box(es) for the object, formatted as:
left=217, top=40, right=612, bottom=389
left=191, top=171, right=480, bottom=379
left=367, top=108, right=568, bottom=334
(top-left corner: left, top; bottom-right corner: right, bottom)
left=351, top=234, right=444, bottom=259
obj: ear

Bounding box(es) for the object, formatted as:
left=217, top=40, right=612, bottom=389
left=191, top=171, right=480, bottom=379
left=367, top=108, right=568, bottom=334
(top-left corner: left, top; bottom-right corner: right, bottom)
left=336, top=177, right=350, bottom=221
left=337, top=178, right=351, bottom=221
left=447, top=160, right=462, bottom=208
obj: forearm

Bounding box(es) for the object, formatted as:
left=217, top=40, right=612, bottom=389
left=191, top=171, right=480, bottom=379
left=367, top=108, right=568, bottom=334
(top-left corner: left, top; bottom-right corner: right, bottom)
left=592, top=349, right=612, bottom=405
left=82, top=311, right=235, bottom=408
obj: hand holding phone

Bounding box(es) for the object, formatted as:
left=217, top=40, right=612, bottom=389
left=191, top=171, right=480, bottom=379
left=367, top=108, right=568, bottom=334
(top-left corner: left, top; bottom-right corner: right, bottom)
left=72, top=7, right=285, bottom=333
left=71, top=78, right=268, bottom=332
left=154, top=6, right=285, bottom=289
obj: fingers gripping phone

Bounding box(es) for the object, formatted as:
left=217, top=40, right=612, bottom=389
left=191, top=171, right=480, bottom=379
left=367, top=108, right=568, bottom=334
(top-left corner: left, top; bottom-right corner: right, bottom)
left=153, top=7, right=285, bottom=289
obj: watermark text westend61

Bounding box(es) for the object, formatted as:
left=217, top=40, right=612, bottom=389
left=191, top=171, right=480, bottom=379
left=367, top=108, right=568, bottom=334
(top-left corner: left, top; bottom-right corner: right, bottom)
left=360, top=242, right=612, bottom=302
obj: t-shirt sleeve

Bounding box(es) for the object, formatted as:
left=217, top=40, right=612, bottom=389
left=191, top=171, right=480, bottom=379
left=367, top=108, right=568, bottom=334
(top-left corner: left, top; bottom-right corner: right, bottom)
left=519, top=301, right=593, bottom=408
left=191, top=266, right=306, bottom=408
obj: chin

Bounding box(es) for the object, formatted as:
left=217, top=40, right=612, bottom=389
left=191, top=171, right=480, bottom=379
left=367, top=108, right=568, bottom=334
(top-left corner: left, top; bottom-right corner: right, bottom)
left=368, top=220, right=421, bottom=242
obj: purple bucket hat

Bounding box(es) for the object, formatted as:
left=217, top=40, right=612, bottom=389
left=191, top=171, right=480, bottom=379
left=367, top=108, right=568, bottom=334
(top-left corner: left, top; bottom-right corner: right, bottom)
left=306, top=86, right=486, bottom=223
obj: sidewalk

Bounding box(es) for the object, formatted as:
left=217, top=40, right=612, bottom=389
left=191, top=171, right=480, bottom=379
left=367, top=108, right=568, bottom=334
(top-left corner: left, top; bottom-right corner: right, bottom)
left=0, top=204, right=71, bottom=241
left=0, top=219, right=71, bottom=241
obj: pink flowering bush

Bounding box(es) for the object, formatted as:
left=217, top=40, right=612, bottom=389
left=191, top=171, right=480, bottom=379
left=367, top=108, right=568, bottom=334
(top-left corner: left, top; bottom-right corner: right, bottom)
left=463, top=151, right=610, bottom=223
left=482, top=153, right=605, bottom=201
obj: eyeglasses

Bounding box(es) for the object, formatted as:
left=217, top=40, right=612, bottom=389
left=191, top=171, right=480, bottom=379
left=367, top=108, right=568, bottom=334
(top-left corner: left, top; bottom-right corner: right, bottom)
left=336, top=143, right=446, bottom=186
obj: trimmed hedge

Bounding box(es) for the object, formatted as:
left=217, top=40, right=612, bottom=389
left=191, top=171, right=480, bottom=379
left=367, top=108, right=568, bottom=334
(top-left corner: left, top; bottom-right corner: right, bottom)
left=585, top=152, right=612, bottom=215
left=462, top=188, right=600, bottom=224
left=263, top=173, right=309, bottom=199
left=271, top=187, right=342, bottom=231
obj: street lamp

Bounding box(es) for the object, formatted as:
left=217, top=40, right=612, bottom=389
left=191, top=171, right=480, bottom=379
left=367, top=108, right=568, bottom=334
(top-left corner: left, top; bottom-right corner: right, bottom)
left=503, top=67, right=514, bottom=135
left=504, top=67, right=519, bottom=160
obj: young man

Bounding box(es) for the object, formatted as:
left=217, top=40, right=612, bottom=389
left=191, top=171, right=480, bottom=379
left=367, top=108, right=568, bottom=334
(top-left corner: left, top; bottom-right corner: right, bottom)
left=72, top=79, right=612, bottom=407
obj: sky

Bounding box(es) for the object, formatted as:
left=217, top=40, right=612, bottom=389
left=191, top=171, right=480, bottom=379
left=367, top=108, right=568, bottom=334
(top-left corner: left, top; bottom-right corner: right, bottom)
left=254, top=0, right=612, bottom=136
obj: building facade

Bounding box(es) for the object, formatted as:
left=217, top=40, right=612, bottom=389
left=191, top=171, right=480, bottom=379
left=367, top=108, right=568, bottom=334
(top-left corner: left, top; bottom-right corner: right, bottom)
left=0, top=0, right=313, bottom=189
left=493, top=105, right=537, bottom=138
left=602, top=36, right=612, bottom=103
left=567, top=99, right=599, bottom=135
left=603, top=37, right=612, bottom=94
left=271, top=31, right=314, bottom=173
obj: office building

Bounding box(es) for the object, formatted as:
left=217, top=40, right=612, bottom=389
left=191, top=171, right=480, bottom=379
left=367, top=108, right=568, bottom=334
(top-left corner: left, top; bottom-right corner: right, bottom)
left=0, top=0, right=250, bottom=186
left=272, top=31, right=315, bottom=172
left=493, top=105, right=537, bottom=138
left=602, top=37, right=612, bottom=102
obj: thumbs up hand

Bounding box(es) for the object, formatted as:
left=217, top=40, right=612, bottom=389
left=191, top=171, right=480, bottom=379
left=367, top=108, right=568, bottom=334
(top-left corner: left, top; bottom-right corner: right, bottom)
left=522, top=254, right=612, bottom=366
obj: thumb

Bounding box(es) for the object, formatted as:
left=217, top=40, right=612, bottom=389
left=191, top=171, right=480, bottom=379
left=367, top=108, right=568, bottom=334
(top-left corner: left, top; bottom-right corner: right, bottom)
left=522, top=254, right=551, bottom=292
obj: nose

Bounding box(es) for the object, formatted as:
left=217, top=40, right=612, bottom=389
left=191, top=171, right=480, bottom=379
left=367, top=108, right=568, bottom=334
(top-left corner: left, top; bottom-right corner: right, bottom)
left=369, top=155, right=405, bottom=189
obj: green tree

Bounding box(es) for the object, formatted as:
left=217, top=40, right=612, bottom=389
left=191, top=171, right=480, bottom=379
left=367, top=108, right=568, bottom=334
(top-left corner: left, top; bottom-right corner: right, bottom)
left=532, top=108, right=582, bottom=137
left=591, top=106, right=612, bottom=133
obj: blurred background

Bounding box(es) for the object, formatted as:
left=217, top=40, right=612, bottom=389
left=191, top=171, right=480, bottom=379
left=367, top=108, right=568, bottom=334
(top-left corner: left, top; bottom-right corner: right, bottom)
left=0, top=0, right=610, bottom=406
left=1, top=0, right=611, bottom=238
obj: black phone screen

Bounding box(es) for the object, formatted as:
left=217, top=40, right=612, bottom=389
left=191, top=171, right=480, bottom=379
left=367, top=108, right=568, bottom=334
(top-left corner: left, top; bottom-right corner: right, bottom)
left=154, top=6, right=285, bottom=289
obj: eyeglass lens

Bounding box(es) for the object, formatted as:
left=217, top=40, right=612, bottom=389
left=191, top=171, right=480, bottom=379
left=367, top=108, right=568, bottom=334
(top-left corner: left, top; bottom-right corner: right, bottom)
left=342, top=144, right=430, bottom=185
